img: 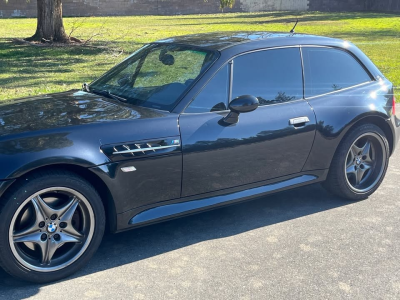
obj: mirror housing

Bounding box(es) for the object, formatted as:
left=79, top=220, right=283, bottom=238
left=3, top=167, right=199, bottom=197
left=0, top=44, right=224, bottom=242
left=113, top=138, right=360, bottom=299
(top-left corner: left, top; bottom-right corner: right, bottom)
left=222, top=95, right=259, bottom=124
left=82, top=82, right=90, bottom=92
left=159, top=53, right=175, bottom=66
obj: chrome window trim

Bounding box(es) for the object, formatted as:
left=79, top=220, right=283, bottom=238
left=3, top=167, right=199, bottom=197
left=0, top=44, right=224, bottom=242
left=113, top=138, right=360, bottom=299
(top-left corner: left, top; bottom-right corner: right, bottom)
left=228, top=60, right=234, bottom=104
left=227, top=45, right=301, bottom=61
left=228, top=46, right=304, bottom=106
left=300, top=45, right=375, bottom=99
left=181, top=99, right=306, bottom=115
left=182, top=63, right=230, bottom=113
left=183, top=45, right=302, bottom=114
left=304, top=81, right=373, bottom=100
left=182, top=44, right=376, bottom=113
left=299, top=46, right=306, bottom=100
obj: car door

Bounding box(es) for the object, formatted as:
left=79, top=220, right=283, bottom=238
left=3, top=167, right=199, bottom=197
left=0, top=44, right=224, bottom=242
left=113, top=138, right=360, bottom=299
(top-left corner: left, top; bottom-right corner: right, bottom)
left=179, top=47, right=317, bottom=197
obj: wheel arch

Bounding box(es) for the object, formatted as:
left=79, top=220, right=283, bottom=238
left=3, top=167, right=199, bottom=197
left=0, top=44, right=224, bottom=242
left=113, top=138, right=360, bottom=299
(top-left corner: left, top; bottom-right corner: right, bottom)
left=322, top=115, right=394, bottom=171
left=349, top=115, right=393, bottom=155
left=303, top=113, right=394, bottom=172
left=0, top=164, right=117, bottom=233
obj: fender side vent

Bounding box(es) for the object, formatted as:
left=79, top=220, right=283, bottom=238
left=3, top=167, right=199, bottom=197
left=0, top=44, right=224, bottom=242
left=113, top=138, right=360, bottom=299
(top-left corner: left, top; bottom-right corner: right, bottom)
left=101, top=138, right=181, bottom=161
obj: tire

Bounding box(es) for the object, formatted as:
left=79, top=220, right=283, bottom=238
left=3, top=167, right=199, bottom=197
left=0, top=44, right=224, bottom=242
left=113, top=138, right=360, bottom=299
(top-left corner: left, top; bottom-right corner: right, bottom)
left=0, top=169, right=105, bottom=283
left=322, top=123, right=389, bottom=201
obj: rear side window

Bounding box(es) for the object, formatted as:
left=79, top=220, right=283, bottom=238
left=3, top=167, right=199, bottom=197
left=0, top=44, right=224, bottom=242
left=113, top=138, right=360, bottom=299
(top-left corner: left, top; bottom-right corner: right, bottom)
left=302, top=47, right=372, bottom=98
left=232, top=48, right=303, bottom=106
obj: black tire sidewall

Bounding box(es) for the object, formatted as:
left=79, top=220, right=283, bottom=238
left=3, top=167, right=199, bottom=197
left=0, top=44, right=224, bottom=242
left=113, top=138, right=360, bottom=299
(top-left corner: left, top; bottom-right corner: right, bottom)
left=326, top=123, right=389, bottom=200
left=0, top=171, right=105, bottom=283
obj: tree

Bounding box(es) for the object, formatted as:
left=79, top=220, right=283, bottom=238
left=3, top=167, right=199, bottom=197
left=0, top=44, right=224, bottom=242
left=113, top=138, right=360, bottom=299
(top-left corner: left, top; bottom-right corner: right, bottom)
left=219, top=0, right=235, bottom=12
left=6, top=0, right=70, bottom=42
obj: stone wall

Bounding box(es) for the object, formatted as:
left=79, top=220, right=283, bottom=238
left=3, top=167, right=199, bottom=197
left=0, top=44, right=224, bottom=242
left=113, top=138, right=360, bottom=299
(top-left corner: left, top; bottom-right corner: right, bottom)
left=0, top=0, right=398, bottom=18
left=0, top=0, right=308, bottom=18
left=308, top=0, right=400, bottom=12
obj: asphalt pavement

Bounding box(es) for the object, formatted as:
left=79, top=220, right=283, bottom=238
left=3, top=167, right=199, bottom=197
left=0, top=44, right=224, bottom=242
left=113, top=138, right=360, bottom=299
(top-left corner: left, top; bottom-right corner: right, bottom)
left=1, top=133, right=400, bottom=299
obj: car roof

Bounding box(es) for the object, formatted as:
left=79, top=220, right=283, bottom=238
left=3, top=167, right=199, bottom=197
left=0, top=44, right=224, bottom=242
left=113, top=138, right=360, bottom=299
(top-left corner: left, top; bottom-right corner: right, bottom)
left=155, top=31, right=343, bottom=51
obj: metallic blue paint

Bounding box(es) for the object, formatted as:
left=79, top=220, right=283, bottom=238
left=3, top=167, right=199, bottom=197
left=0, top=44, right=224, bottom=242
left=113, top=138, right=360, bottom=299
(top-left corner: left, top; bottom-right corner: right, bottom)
left=129, top=174, right=318, bottom=225
left=179, top=100, right=316, bottom=196
left=0, top=32, right=398, bottom=233
left=0, top=180, right=15, bottom=199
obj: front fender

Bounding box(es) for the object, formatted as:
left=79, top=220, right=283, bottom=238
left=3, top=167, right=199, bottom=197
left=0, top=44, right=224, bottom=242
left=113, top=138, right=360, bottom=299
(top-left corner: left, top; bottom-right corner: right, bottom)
left=0, top=179, right=16, bottom=199
left=0, top=130, right=110, bottom=180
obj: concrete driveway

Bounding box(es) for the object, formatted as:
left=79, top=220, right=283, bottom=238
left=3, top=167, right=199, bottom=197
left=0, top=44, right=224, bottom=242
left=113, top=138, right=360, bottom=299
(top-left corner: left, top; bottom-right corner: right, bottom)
left=1, top=139, right=400, bottom=299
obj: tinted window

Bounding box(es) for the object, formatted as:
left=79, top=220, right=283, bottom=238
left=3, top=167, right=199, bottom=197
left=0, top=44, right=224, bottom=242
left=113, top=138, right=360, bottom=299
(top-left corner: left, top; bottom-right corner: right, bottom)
left=302, top=47, right=371, bottom=98
left=232, top=48, right=303, bottom=106
left=185, top=65, right=229, bottom=113
left=134, top=49, right=207, bottom=88
left=90, top=44, right=218, bottom=112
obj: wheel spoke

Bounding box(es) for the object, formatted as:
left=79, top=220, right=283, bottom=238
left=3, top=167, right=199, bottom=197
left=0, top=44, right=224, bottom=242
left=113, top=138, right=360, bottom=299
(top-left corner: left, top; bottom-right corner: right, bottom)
left=41, top=233, right=83, bottom=265
left=63, top=225, right=83, bottom=239
left=10, top=187, right=95, bottom=272
left=13, top=226, right=39, bottom=241
left=348, top=149, right=355, bottom=164
left=60, top=232, right=83, bottom=244
left=42, top=239, right=59, bottom=265
left=346, top=164, right=357, bottom=176
left=355, top=166, right=368, bottom=186
left=59, top=197, right=80, bottom=223
left=362, top=163, right=372, bottom=171
left=361, top=140, right=373, bottom=163
left=13, top=232, right=42, bottom=244
left=32, top=195, right=54, bottom=220
left=351, top=144, right=362, bottom=158
left=30, top=197, right=47, bottom=225
left=58, top=196, right=83, bottom=237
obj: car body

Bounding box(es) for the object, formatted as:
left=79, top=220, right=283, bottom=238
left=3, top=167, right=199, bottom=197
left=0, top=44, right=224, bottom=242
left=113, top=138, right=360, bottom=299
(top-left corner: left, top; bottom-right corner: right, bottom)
left=0, top=31, right=399, bottom=282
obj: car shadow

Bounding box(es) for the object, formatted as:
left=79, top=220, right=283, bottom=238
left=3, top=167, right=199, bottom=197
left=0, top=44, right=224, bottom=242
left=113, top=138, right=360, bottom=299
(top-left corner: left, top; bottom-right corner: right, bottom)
left=0, top=183, right=352, bottom=297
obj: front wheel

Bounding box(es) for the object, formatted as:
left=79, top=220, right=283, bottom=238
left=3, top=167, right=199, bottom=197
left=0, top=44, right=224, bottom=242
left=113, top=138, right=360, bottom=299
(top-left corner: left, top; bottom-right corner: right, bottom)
left=0, top=170, right=105, bottom=283
left=323, top=124, right=389, bottom=200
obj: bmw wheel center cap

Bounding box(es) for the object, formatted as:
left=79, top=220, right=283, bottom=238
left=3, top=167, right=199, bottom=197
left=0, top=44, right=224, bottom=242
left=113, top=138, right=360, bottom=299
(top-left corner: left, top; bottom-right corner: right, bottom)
left=47, top=223, right=57, bottom=233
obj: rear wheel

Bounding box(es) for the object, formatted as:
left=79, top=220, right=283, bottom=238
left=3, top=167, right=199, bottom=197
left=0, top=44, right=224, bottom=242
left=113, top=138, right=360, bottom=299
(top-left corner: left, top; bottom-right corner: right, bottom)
left=323, top=124, right=389, bottom=200
left=0, top=170, right=105, bottom=283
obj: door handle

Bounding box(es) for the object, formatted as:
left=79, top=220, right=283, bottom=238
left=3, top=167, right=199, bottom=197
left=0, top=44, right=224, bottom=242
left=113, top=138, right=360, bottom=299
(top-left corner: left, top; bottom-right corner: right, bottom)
left=289, top=116, right=310, bottom=127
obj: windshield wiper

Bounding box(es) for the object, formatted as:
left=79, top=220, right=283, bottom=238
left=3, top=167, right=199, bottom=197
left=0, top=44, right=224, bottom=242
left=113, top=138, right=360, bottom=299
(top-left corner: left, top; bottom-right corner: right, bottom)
left=88, top=87, right=127, bottom=103
left=108, top=92, right=128, bottom=102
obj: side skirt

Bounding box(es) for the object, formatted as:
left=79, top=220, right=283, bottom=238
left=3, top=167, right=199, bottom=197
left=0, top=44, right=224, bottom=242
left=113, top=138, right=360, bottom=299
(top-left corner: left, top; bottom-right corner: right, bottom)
left=115, top=170, right=328, bottom=232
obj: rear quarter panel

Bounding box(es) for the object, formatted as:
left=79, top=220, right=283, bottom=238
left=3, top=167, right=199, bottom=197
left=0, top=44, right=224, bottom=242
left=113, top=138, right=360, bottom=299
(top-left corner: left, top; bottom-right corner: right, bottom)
left=303, top=80, right=393, bottom=171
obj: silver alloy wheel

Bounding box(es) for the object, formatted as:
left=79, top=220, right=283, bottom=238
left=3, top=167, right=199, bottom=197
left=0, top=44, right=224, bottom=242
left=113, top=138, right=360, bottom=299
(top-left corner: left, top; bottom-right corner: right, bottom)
left=344, top=132, right=386, bottom=193
left=9, top=187, right=95, bottom=272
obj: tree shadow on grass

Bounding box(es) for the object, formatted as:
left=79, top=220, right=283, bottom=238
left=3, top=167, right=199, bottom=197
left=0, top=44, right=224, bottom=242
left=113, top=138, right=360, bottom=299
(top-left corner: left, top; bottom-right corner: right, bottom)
left=314, top=29, right=399, bottom=42
left=0, top=38, right=134, bottom=93
left=0, top=183, right=352, bottom=298
left=158, top=11, right=400, bottom=22
left=0, top=40, right=102, bottom=75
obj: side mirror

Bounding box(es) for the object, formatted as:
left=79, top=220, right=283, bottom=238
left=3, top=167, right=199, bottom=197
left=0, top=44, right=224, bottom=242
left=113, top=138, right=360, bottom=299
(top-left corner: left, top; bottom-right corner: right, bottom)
left=159, top=53, right=175, bottom=66
left=222, top=95, right=259, bottom=124
left=82, top=82, right=90, bottom=92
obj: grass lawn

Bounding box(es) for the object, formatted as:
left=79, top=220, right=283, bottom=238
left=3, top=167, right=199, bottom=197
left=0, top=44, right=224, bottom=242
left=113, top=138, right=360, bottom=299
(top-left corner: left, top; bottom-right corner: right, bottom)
left=0, top=11, right=399, bottom=101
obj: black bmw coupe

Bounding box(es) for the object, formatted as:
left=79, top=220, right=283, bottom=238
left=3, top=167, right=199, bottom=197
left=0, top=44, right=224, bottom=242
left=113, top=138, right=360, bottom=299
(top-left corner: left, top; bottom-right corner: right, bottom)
left=0, top=32, right=398, bottom=283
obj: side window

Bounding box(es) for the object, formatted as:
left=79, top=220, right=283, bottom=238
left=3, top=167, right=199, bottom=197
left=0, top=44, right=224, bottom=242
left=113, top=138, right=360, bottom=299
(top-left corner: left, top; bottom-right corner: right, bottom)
left=232, top=48, right=303, bottom=106
left=302, top=47, right=372, bottom=98
left=185, top=65, right=229, bottom=113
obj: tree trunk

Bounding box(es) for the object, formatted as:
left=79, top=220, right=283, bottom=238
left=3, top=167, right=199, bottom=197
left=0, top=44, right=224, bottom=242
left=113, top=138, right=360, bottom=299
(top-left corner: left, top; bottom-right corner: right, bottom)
left=26, top=0, right=69, bottom=42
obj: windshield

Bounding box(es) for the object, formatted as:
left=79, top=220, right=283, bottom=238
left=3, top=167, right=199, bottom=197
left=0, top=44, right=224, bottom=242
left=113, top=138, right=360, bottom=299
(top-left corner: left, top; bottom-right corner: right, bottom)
left=89, top=44, right=218, bottom=112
